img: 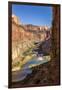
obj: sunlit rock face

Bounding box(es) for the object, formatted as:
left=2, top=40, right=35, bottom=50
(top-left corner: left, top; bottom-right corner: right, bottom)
left=12, top=15, right=24, bottom=64
left=12, top=14, right=21, bottom=25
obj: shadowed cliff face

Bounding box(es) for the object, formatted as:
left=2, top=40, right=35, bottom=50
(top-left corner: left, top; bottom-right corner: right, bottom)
left=52, top=6, right=60, bottom=58
left=11, top=6, right=60, bottom=88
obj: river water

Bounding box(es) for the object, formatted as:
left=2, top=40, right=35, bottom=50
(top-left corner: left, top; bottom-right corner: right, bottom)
left=12, top=56, right=50, bottom=82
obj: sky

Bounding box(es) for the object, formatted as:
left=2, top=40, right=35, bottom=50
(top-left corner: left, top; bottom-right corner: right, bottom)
left=12, top=4, right=52, bottom=27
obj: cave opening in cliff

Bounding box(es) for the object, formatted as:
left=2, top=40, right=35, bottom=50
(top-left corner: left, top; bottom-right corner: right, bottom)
left=8, top=2, right=60, bottom=88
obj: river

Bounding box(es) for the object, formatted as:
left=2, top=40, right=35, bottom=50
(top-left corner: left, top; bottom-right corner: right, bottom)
left=12, top=55, right=50, bottom=82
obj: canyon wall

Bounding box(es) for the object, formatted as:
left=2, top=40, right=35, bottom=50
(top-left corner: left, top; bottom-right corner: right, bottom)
left=12, top=15, right=51, bottom=62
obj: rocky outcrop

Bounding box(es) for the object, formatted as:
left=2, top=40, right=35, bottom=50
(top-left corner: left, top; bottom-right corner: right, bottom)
left=12, top=14, right=21, bottom=25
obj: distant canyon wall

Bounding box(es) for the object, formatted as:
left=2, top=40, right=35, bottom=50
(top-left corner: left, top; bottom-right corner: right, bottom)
left=12, top=15, right=51, bottom=43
